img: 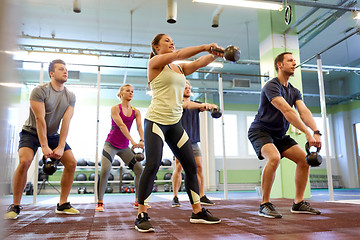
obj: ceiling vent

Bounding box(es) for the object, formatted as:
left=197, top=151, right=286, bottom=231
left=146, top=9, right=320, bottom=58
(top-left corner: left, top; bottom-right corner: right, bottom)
left=232, top=78, right=250, bottom=88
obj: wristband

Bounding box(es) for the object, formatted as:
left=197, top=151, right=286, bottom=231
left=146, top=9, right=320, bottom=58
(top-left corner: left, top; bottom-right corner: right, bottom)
left=313, top=130, right=322, bottom=136
left=140, top=139, right=144, bottom=142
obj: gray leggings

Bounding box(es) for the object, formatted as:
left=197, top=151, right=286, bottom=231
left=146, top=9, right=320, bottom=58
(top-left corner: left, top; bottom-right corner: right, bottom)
left=98, top=141, right=143, bottom=201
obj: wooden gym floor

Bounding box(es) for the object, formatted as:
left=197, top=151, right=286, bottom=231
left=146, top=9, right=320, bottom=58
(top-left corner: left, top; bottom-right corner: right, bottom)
left=3, top=195, right=360, bottom=240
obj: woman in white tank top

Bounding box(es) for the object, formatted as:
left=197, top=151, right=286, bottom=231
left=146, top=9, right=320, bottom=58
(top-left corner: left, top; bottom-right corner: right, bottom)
left=135, top=33, right=224, bottom=233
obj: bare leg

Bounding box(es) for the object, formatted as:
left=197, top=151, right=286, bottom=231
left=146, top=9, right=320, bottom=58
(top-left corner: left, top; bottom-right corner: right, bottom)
left=59, top=150, right=77, bottom=205
left=260, top=143, right=281, bottom=204
left=172, top=158, right=182, bottom=197
left=282, top=145, right=309, bottom=204
left=12, top=147, right=34, bottom=205
left=195, top=156, right=205, bottom=197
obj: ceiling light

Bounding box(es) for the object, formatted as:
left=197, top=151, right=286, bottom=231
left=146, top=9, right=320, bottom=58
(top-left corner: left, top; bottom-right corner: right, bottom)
left=0, top=82, right=24, bottom=88
left=173, top=60, right=223, bottom=68
left=193, top=0, right=283, bottom=11
left=73, top=0, right=81, bottom=13
left=353, top=11, right=360, bottom=19
left=167, top=0, right=177, bottom=24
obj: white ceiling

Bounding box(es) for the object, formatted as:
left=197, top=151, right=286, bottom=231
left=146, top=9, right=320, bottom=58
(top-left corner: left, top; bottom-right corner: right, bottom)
left=14, top=0, right=360, bottom=102
left=17, top=0, right=360, bottom=65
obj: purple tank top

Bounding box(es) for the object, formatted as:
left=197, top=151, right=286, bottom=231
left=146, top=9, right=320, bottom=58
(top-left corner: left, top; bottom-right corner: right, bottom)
left=106, top=104, right=135, bottom=149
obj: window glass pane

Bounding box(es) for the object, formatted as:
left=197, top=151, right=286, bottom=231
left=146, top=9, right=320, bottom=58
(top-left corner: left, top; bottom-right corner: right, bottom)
left=312, top=117, right=331, bottom=156
left=246, top=115, right=256, bottom=156
left=214, top=114, right=238, bottom=156
left=355, top=123, right=360, bottom=156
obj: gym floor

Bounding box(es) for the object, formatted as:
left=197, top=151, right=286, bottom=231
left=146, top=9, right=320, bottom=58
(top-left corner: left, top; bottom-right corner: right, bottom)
left=2, top=189, right=360, bottom=239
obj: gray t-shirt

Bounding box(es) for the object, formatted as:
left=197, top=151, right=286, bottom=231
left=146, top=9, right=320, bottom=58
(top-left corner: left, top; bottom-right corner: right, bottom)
left=23, top=82, right=76, bottom=136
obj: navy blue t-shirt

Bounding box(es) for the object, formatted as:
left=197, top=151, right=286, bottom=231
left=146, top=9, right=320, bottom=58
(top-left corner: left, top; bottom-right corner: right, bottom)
left=250, top=77, right=302, bottom=138
left=181, top=101, right=201, bottom=144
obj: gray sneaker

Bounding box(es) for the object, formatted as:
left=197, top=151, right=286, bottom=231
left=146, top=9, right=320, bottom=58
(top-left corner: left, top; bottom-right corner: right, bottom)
left=172, top=196, right=180, bottom=207
left=291, top=201, right=321, bottom=215
left=258, top=202, right=282, bottom=218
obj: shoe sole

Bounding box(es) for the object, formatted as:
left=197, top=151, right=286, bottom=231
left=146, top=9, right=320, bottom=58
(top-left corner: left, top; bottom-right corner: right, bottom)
left=135, top=225, right=155, bottom=232
left=200, top=202, right=215, bottom=206
left=290, top=209, right=321, bottom=215
left=95, top=209, right=104, bottom=212
left=172, top=204, right=180, bottom=207
left=4, top=216, right=18, bottom=220
left=55, top=210, right=80, bottom=215
left=190, top=219, right=221, bottom=224
left=258, top=212, right=282, bottom=218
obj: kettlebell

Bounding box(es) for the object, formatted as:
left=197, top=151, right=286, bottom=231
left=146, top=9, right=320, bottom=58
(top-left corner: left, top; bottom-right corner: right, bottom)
left=42, top=156, right=60, bottom=175
left=132, top=147, right=145, bottom=162
left=211, top=45, right=241, bottom=62
left=305, top=142, right=322, bottom=167
left=210, top=107, right=222, bottom=119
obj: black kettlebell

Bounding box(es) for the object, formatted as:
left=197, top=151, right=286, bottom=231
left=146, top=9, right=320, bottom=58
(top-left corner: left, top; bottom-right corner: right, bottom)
left=132, top=147, right=145, bottom=162
left=305, top=142, right=322, bottom=167
left=42, top=156, right=60, bottom=175
left=211, top=45, right=241, bottom=62
left=210, top=107, right=222, bottom=118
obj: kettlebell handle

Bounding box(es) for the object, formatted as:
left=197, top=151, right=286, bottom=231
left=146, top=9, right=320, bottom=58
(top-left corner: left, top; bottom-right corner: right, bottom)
left=131, top=146, right=144, bottom=153
left=305, top=142, right=321, bottom=154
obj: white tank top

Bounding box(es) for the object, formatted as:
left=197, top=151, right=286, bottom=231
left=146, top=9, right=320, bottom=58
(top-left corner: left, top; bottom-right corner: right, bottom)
left=145, top=64, right=186, bottom=125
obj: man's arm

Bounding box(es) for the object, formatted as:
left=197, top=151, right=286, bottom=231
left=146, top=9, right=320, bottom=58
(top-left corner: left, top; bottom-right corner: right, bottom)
left=271, top=97, right=317, bottom=146
left=52, top=105, right=74, bottom=159
left=111, top=105, right=137, bottom=147
left=30, top=100, right=53, bottom=158
left=295, top=100, right=322, bottom=146
left=134, top=109, right=144, bottom=149
left=183, top=101, right=217, bottom=112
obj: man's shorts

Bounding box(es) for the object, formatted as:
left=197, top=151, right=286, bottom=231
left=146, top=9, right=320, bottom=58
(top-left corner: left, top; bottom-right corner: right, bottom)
left=192, top=143, right=202, bottom=157
left=18, top=130, right=71, bottom=155
left=248, top=128, right=297, bottom=160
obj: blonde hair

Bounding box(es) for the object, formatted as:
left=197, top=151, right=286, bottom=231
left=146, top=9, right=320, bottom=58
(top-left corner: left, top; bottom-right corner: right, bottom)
left=117, top=84, right=133, bottom=99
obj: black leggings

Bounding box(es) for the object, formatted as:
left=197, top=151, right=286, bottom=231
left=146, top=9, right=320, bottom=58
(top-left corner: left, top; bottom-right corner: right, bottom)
left=138, top=119, right=200, bottom=205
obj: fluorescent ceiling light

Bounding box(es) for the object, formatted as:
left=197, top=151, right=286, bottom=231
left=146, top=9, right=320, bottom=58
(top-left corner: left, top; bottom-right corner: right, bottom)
left=193, top=0, right=283, bottom=11
left=353, top=11, right=360, bottom=19
left=0, top=82, right=24, bottom=88
left=173, top=60, right=223, bottom=68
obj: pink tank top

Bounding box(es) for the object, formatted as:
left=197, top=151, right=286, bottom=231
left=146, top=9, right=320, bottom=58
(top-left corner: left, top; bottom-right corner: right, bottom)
left=106, top=104, right=135, bottom=149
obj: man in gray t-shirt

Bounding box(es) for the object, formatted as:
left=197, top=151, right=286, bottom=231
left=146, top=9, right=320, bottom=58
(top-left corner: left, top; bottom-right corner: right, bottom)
left=5, top=59, right=80, bottom=220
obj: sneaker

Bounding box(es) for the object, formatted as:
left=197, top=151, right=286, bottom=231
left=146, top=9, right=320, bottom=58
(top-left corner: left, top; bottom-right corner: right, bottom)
left=95, top=202, right=104, bottom=212
left=55, top=202, right=80, bottom=215
left=4, top=204, right=22, bottom=220
left=172, top=196, right=181, bottom=207
left=291, top=201, right=321, bottom=215
left=258, top=202, right=282, bottom=218
left=200, top=195, right=215, bottom=205
left=190, top=208, right=221, bottom=224
left=135, top=212, right=154, bottom=232
left=133, top=201, right=151, bottom=209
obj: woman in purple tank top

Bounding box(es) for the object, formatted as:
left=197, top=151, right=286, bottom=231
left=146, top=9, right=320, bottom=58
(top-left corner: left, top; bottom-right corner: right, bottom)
left=95, top=84, right=145, bottom=212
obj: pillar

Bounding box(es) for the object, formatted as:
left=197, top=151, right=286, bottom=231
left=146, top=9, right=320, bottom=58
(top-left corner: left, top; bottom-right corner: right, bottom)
left=257, top=6, right=311, bottom=199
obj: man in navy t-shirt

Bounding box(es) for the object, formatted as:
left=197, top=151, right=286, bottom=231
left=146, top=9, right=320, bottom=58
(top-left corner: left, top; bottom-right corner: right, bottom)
left=248, top=52, right=322, bottom=219
left=171, top=80, right=218, bottom=207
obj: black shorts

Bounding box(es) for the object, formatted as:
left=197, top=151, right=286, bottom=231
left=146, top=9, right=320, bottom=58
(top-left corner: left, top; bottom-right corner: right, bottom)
left=18, top=130, right=71, bottom=155
left=248, top=128, right=297, bottom=160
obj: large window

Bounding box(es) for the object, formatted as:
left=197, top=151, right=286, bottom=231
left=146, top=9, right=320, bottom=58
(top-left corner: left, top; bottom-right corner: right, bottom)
left=356, top=123, right=360, bottom=156
left=246, top=115, right=256, bottom=156
left=213, top=114, right=238, bottom=157
left=312, top=116, right=332, bottom=157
